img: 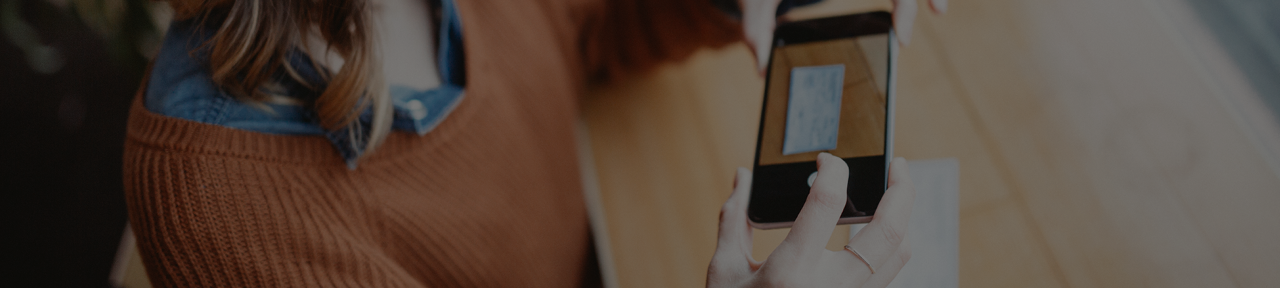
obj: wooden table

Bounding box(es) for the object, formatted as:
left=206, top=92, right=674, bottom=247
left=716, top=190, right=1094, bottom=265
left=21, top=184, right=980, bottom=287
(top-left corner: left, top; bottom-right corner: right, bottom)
left=579, top=0, right=1280, bottom=287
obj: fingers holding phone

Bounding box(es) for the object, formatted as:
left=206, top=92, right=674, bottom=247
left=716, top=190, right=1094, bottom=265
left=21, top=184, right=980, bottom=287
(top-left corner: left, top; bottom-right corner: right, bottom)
left=708, top=158, right=917, bottom=288
left=777, top=153, right=849, bottom=262
left=843, top=157, right=915, bottom=275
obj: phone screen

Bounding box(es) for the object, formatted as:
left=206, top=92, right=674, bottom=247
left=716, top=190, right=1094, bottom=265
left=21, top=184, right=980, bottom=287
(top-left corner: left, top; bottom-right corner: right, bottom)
left=749, top=12, right=894, bottom=227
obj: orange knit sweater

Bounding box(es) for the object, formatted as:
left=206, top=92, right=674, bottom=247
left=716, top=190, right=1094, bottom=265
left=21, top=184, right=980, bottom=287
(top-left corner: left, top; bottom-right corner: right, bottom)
left=124, top=0, right=741, bottom=287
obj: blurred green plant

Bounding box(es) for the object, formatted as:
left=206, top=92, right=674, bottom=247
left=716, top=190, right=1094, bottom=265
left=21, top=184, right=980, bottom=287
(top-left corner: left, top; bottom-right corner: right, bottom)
left=2, top=0, right=168, bottom=74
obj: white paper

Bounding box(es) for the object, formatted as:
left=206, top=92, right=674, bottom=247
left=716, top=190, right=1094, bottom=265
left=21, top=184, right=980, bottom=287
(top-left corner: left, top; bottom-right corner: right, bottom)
left=783, top=64, right=845, bottom=155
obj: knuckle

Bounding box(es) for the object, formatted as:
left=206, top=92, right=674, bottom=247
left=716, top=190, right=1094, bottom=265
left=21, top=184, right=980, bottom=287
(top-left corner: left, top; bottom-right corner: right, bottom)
left=880, top=222, right=907, bottom=245
left=707, top=262, right=730, bottom=278
left=808, top=186, right=845, bottom=210
left=721, top=200, right=741, bottom=215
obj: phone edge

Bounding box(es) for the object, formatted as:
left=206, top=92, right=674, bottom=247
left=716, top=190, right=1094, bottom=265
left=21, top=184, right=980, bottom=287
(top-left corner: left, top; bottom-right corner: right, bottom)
left=747, top=11, right=898, bottom=230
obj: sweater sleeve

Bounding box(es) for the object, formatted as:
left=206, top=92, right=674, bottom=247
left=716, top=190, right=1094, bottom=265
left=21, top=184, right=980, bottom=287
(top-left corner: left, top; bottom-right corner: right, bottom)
left=579, top=0, right=745, bottom=83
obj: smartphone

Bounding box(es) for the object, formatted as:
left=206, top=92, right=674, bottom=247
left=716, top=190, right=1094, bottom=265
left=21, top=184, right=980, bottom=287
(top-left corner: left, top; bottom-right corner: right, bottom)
left=748, top=11, right=896, bottom=229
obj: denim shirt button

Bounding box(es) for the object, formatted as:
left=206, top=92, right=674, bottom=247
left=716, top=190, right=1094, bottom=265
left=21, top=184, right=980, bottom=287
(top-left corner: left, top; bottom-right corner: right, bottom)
left=406, top=99, right=428, bottom=120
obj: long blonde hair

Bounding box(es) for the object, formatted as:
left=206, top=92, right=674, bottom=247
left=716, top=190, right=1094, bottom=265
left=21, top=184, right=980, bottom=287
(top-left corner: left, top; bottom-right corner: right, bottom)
left=171, top=0, right=392, bottom=160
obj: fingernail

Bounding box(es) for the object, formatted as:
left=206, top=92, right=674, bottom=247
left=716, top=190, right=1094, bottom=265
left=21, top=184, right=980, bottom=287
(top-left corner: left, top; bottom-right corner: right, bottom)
left=931, top=0, right=948, bottom=13
left=737, top=167, right=753, bottom=186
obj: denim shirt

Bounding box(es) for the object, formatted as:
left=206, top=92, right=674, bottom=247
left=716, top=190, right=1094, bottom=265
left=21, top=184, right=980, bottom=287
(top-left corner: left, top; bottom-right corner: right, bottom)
left=146, top=0, right=466, bottom=169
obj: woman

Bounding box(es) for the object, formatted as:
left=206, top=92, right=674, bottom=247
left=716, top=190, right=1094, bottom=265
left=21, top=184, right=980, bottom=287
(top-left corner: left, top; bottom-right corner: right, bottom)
left=124, top=0, right=943, bottom=286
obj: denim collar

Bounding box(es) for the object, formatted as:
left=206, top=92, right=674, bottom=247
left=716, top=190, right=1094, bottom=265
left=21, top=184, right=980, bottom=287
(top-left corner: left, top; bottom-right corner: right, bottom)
left=327, top=0, right=467, bottom=168
left=145, top=0, right=467, bottom=169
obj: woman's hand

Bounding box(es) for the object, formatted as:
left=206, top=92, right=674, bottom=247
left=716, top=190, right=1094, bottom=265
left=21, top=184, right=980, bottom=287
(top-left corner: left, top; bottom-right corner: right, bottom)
left=741, top=0, right=949, bottom=72
left=740, top=0, right=784, bottom=73
left=707, top=154, right=917, bottom=288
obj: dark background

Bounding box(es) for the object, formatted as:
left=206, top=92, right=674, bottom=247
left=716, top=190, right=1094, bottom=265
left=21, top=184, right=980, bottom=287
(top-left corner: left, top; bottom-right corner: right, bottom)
left=2, top=0, right=153, bottom=286
left=1186, top=0, right=1280, bottom=115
